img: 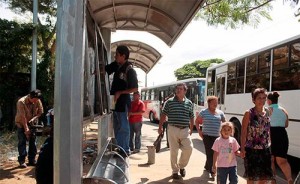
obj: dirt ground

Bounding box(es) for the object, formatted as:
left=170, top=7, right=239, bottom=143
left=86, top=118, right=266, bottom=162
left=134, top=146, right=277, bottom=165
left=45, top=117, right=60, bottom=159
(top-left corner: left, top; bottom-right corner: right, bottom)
left=0, top=160, right=37, bottom=184
left=0, top=159, right=94, bottom=184
left=0, top=126, right=97, bottom=184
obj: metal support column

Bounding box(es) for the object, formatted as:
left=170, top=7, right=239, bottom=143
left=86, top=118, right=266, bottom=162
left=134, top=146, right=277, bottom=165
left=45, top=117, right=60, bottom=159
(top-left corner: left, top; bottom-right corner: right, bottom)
left=31, top=0, right=38, bottom=90
left=54, top=0, right=85, bottom=183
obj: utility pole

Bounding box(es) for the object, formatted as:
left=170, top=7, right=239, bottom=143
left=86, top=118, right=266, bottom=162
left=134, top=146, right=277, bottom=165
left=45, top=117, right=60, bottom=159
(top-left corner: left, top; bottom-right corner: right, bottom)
left=31, top=0, right=38, bottom=90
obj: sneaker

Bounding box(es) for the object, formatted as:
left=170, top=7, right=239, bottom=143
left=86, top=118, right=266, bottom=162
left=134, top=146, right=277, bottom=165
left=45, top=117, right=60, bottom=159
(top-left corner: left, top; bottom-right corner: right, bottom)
left=133, top=149, right=140, bottom=153
left=172, top=173, right=180, bottom=179
left=209, top=172, right=215, bottom=181
left=179, top=168, right=186, bottom=177
left=19, top=163, right=27, bottom=168
left=28, top=161, right=36, bottom=166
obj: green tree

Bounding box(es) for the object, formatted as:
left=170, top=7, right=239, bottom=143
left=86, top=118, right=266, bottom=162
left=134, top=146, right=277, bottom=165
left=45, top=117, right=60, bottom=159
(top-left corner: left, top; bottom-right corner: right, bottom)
left=195, top=0, right=299, bottom=28
left=0, top=19, right=32, bottom=73
left=0, top=18, right=54, bottom=130
left=1, top=0, right=57, bottom=69
left=1, top=0, right=56, bottom=104
left=174, top=59, right=223, bottom=80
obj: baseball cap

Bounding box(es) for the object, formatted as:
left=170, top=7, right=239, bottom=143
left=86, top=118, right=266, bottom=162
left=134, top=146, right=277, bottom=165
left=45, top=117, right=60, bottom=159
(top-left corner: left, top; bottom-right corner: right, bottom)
left=30, top=89, right=42, bottom=99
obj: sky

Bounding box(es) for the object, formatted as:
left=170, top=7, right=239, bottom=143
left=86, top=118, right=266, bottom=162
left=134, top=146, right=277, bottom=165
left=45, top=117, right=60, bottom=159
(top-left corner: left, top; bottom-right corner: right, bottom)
left=112, top=1, right=300, bottom=87
left=1, top=1, right=300, bottom=88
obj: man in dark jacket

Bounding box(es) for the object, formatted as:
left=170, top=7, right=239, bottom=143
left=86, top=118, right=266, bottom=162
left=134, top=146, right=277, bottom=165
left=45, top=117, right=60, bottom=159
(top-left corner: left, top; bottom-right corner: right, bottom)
left=105, top=45, right=138, bottom=157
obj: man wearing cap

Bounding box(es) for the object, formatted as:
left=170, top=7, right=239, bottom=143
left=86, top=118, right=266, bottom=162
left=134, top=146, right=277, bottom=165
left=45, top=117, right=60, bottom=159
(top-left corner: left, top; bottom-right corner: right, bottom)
left=105, top=45, right=138, bottom=157
left=15, top=89, right=44, bottom=168
left=128, top=91, right=145, bottom=153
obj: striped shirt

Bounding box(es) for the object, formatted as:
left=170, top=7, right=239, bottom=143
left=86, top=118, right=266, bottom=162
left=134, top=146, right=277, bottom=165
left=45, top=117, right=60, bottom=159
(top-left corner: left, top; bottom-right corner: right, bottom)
left=162, top=96, right=194, bottom=126
left=199, top=108, right=225, bottom=137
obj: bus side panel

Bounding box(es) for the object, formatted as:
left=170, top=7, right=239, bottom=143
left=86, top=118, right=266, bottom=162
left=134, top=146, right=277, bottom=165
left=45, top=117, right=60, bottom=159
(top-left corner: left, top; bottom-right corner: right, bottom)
left=224, top=94, right=251, bottom=118
left=287, top=121, right=300, bottom=158
left=142, top=100, right=151, bottom=119
left=278, top=91, right=300, bottom=158
left=279, top=91, right=300, bottom=120
left=142, top=100, right=161, bottom=121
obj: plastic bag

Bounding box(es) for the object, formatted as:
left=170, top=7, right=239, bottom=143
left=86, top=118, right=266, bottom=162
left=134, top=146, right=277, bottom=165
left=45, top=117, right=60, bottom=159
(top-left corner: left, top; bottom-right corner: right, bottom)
left=153, top=133, right=163, bottom=153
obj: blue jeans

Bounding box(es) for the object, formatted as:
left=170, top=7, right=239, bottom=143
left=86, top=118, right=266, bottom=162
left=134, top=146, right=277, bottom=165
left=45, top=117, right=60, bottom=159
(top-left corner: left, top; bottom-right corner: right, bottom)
left=129, top=122, right=142, bottom=150
left=17, top=127, right=37, bottom=164
left=217, top=166, right=238, bottom=184
left=113, top=110, right=130, bottom=154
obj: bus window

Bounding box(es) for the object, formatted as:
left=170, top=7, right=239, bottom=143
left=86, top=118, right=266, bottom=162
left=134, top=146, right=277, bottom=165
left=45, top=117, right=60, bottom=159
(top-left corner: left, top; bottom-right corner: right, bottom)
left=207, top=70, right=215, bottom=96
left=227, top=79, right=236, bottom=94
left=228, top=62, right=236, bottom=79
left=198, top=81, right=205, bottom=106
left=258, top=51, right=271, bottom=73
left=245, top=54, right=270, bottom=92
left=141, top=91, right=146, bottom=100
left=291, top=42, right=300, bottom=66
left=227, top=62, right=237, bottom=94
left=227, top=60, right=245, bottom=94
left=237, top=78, right=244, bottom=93
left=146, top=90, right=150, bottom=100
left=159, top=91, right=163, bottom=104
left=273, top=45, right=288, bottom=70
left=237, top=60, right=245, bottom=77
left=247, top=55, right=257, bottom=75
left=186, top=87, right=194, bottom=103
left=236, top=60, right=245, bottom=93
left=246, top=73, right=270, bottom=93
left=150, top=89, right=155, bottom=100
left=272, top=67, right=300, bottom=90
left=216, top=74, right=225, bottom=104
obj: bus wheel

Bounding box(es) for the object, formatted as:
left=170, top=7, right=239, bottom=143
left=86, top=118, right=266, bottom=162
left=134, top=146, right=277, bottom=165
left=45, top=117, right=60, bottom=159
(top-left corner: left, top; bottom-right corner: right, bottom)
left=149, top=112, right=155, bottom=123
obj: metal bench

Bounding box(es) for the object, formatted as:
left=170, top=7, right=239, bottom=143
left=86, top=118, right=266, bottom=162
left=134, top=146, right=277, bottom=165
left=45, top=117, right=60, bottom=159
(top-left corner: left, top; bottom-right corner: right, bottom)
left=83, top=137, right=130, bottom=184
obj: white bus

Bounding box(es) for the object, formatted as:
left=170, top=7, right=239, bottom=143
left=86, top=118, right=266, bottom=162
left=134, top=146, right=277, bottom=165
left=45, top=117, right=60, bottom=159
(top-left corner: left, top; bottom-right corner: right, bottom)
left=206, top=35, right=300, bottom=159
left=141, top=78, right=206, bottom=123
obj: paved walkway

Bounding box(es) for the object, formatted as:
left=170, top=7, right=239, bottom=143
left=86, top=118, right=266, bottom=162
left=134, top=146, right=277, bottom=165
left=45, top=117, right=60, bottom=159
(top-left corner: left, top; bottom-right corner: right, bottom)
left=128, top=121, right=287, bottom=184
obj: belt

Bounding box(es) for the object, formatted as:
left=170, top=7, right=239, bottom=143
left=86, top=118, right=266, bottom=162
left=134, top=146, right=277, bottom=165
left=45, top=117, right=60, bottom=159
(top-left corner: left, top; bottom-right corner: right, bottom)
left=170, top=124, right=188, bottom=129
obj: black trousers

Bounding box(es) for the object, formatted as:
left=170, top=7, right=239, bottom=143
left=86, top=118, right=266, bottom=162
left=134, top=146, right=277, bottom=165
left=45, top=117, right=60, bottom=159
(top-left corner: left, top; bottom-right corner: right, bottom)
left=203, top=134, right=218, bottom=173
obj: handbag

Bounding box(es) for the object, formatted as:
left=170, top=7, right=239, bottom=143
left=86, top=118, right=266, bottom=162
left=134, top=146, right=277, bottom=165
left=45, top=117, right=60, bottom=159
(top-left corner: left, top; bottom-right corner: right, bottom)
left=153, top=133, right=164, bottom=153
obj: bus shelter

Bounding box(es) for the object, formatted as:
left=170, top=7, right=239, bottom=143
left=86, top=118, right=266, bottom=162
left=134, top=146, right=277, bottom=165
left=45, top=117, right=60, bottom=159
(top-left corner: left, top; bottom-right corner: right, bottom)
left=55, top=0, right=204, bottom=183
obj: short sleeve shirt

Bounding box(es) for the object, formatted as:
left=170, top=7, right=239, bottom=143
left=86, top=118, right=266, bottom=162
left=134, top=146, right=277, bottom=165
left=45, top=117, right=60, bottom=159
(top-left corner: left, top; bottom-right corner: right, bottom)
left=199, top=108, right=225, bottom=137
left=106, top=61, right=138, bottom=112
left=129, top=100, right=145, bottom=123
left=15, top=95, right=44, bottom=126
left=212, top=136, right=240, bottom=167
left=162, top=96, right=194, bottom=126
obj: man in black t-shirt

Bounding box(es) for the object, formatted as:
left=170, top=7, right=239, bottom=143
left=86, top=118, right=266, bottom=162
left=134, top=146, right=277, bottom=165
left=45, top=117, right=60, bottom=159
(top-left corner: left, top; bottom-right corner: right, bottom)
left=105, top=45, right=138, bottom=156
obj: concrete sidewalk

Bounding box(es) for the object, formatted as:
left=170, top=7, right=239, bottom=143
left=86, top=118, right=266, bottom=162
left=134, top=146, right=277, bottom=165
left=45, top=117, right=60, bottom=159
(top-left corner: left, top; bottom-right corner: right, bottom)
left=128, top=121, right=287, bottom=184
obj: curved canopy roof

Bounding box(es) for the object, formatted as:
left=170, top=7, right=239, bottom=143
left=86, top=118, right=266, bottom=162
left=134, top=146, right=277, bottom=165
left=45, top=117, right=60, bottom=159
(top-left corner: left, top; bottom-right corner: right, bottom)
left=111, top=40, right=161, bottom=74
left=87, top=0, right=204, bottom=47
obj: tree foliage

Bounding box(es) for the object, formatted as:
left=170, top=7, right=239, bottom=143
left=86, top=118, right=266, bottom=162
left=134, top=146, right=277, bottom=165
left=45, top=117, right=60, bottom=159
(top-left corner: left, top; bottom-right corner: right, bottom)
left=0, top=19, right=32, bottom=73
left=1, top=0, right=56, bottom=16
left=174, top=59, right=223, bottom=80
left=195, top=0, right=299, bottom=28
left=0, top=18, right=54, bottom=130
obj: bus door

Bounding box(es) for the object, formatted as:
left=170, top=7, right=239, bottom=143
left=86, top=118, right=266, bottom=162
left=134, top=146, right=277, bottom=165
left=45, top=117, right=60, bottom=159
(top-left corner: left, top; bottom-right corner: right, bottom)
left=216, top=73, right=226, bottom=111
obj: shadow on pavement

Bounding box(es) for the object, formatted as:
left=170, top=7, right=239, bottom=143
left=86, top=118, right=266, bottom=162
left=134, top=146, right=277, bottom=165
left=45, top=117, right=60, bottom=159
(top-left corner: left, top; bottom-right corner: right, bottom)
left=146, top=171, right=215, bottom=184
